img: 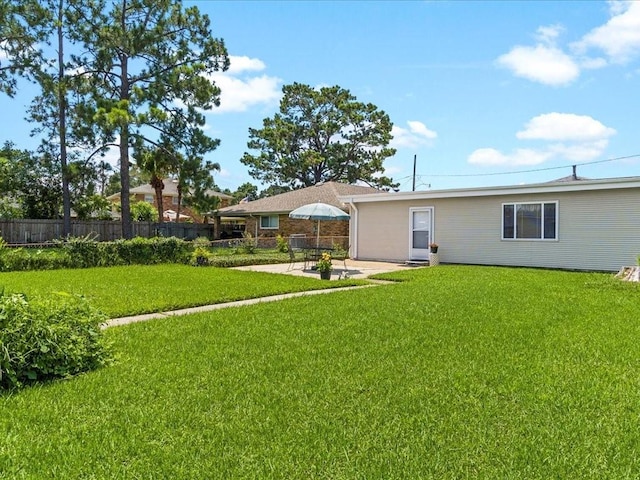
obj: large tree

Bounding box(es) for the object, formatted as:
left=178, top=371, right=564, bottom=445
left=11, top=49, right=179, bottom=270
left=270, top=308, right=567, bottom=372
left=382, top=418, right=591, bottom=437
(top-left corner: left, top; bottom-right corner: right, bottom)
left=0, top=0, right=48, bottom=96
left=241, top=82, right=398, bottom=190
left=0, top=142, right=62, bottom=219
left=74, top=0, right=228, bottom=238
left=25, top=0, right=92, bottom=236
left=177, top=154, right=220, bottom=223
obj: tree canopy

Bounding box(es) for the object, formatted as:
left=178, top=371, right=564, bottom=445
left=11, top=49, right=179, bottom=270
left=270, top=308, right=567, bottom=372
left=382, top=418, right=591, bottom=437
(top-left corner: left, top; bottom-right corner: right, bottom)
left=241, top=82, right=398, bottom=190
left=73, top=0, right=228, bottom=237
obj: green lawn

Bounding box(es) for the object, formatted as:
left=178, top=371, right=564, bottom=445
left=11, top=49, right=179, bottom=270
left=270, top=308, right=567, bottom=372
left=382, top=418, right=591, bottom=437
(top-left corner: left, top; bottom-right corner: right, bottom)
left=0, top=264, right=362, bottom=318
left=2, top=266, right=640, bottom=478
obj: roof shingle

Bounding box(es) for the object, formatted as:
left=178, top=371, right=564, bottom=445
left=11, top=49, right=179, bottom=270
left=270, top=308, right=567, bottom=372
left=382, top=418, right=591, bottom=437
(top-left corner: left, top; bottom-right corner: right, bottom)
left=217, top=182, right=380, bottom=216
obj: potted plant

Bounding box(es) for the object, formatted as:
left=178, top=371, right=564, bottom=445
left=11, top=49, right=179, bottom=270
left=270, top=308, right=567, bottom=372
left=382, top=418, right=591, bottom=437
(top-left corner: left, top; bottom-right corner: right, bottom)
left=316, top=252, right=333, bottom=280
left=429, top=242, right=439, bottom=253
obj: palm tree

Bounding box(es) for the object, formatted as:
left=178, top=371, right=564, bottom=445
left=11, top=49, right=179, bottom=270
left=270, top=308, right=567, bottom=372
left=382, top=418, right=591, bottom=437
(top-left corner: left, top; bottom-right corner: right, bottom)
left=135, top=146, right=176, bottom=224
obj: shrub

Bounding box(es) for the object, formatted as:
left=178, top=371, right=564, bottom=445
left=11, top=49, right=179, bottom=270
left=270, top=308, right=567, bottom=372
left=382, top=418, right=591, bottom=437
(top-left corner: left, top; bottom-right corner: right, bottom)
left=191, top=246, right=212, bottom=266
left=130, top=200, right=158, bottom=222
left=0, top=247, right=72, bottom=271
left=57, top=234, right=102, bottom=268
left=275, top=234, right=288, bottom=253
left=0, top=292, right=111, bottom=390
left=113, top=236, right=192, bottom=265
left=192, top=237, right=211, bottom=248
left=233, top=232, right=256, bottom=255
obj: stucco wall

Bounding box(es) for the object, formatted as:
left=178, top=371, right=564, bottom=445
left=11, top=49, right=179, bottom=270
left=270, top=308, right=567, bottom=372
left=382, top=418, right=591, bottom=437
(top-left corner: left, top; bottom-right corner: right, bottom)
left=353, top=187, right=640, bottom=271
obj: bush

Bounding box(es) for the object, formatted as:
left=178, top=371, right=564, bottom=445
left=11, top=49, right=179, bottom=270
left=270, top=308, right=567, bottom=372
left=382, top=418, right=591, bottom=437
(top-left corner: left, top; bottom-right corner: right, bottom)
left=114, top=236, right=192, bottom=265
left=58, top=234, right=102, bottom=268
left=58, top=236, right=193, bottom=268
left=191, top=246, right=212, bottom=266
left=233, top=232, right=256, bottom=255
left=0, top=247, right=72, bottom=272
left=0, top=292, right=111, bottom=390
left=192, top=237, right=211, bottom=248
left=275, top=234, right=288, bottom=253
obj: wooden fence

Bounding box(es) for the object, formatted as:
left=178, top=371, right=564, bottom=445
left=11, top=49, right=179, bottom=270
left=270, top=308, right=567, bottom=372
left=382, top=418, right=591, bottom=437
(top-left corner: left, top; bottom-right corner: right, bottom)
left=0, top=219, right=214, bottom=244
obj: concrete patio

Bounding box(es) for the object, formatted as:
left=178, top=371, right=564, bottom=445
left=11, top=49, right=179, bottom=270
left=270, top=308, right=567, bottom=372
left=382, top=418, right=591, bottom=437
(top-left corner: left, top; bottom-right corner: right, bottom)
left=232, top=258, right=420, bottom=280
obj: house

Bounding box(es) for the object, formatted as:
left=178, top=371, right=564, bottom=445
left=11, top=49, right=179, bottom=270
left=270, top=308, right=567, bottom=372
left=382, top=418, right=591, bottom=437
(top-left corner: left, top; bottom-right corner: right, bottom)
left=108, top=179, right=232, bottom=222
left=338, top=175, right=640, bottom=272
left=215, top=181, right=380, bottom=241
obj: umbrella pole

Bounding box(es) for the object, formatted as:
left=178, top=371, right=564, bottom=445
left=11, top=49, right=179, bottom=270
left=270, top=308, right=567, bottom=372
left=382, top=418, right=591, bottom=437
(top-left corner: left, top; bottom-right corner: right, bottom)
left=316, top=219, right=320, bottom=249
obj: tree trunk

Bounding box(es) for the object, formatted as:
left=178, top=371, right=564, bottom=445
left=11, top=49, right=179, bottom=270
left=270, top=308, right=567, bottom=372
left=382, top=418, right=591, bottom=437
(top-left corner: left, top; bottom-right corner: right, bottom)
left=176, top=183, right=183, bottom=224
left=152, top=175, right=164, bottom=224
left=119, top=48, right=132, bottom=238
left=58, top=0, right=71, bottom=237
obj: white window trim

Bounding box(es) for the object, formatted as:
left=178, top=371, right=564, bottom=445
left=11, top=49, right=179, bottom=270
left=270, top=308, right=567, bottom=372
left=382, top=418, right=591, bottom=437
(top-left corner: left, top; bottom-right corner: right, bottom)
left=502, top=200, right=558, bottom=241
left=260, top=215, right=279, bottom=230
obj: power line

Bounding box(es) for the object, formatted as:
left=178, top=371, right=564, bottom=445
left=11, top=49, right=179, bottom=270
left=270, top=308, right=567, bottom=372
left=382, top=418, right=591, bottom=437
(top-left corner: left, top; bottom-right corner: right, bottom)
left=397, top=153, right=640, bottom=181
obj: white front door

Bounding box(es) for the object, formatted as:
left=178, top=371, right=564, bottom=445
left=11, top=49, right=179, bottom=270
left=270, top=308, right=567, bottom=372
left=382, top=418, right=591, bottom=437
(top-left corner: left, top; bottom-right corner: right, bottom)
left=410, top=207, right=433, bottom=260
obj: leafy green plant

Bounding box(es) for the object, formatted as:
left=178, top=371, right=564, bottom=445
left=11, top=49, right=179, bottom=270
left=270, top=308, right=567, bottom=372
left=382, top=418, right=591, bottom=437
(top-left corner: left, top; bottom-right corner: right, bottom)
left=331, top=242, right=347, bottom=260
left=275, top=234, right=288, bottom=253
left=233, top=232, right=256, bottom=255
left=57, top=234, right=101, bottom=268
left=316, top=252, right=333, bottom=272
left=191, top=246, right=212, bottom=266
left=0, top=247, right=72, bottom=271
left=0, top=292, right=111, bottom=390
left=129, top=200, right=158, bottom=222
left=193, top=236, right=212, bottom=249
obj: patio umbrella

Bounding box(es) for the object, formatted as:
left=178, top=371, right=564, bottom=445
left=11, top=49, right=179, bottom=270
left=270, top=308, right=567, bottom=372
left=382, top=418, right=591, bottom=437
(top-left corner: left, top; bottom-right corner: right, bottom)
left=288, top=202, right=350, bottom=248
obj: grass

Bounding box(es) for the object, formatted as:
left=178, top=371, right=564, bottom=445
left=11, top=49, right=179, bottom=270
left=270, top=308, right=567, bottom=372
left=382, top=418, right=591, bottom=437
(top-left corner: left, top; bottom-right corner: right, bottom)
left=0, top=264, right=363, bottom=318
left=2, top=265, right=640, bottom=478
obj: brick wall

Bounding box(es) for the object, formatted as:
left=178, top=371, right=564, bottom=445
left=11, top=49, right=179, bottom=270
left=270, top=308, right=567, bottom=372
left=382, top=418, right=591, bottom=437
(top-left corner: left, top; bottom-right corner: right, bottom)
left=244, top=214, right=348, bottom=246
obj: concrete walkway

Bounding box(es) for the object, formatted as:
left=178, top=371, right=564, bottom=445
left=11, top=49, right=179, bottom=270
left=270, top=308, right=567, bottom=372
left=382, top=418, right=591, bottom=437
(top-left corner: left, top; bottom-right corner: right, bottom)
left=104, top=259, right=421, bottom=328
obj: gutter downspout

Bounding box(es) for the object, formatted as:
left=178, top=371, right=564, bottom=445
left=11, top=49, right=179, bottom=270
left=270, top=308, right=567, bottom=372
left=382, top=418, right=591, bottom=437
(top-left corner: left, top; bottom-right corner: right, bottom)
left=347, top=199, right=359, bottom=259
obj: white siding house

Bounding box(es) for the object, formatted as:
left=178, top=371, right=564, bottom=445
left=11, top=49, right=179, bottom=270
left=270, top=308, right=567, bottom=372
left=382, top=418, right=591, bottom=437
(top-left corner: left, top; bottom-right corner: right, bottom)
left=339, top=176, right=640, bottom=272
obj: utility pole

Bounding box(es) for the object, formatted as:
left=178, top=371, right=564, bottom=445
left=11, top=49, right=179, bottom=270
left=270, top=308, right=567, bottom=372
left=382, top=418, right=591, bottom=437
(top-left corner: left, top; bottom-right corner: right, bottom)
left=412, top=154, right=416, bottom=192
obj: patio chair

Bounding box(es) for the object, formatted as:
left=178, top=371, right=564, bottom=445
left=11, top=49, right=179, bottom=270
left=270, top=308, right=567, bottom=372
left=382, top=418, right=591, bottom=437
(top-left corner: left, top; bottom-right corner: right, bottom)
left=287, top=243, right=298, bottom=271
left=333, top=244, right=350, bottom=273
left=288, top=234, right=307, bottom=270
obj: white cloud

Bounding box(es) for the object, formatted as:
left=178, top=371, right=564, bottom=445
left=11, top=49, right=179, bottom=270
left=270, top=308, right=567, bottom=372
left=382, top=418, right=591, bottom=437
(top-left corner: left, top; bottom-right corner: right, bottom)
left=407, top=121, right=437, bottom=139
left=468, top=113, right=615, bottom=167
left=496, top=44, right=579, bottom=86
left=390, top=121, right=437, bottom=148
left=516, top=113, right=616, bottom=141
left=227, top=55, right=266, bottom=74
left=547, top=140, right=610, bottom=162
left=499, top=3, right=640, bottom=85
left=572, top=1, right=640, bottom=64
left=207, top=55, right=282, bottom=114
left=468, top=148, right=552, bottom=167
left=535, top=24, right=564, bottom=44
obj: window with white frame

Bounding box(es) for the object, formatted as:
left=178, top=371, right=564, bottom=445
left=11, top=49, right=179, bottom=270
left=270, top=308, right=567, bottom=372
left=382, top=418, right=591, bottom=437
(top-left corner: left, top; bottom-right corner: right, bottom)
left=502, top=201, right=557, bottom=240
left=260, top=215, right=279, bottom=229
left=172, top=196, right=179, bottom=205
left=144, top=194, right=154, bottom=203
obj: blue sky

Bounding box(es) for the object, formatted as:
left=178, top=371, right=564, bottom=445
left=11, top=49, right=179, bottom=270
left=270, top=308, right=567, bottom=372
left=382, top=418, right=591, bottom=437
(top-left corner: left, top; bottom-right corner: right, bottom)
left=1, top=0, right=640, bottom=192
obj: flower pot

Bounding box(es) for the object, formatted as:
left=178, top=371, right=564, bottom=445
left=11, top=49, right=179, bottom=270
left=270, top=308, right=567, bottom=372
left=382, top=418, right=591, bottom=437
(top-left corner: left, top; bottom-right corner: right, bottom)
left=319, top=270, right=331, bottom=280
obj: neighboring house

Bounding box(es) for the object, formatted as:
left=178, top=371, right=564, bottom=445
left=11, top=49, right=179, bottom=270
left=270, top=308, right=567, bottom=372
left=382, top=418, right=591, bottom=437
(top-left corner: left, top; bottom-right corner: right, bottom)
left=216, top=181, right=381, bottom=240
left=338, top=175, right=640, bottom=272
left=108, top=179, right=232, bottom=222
